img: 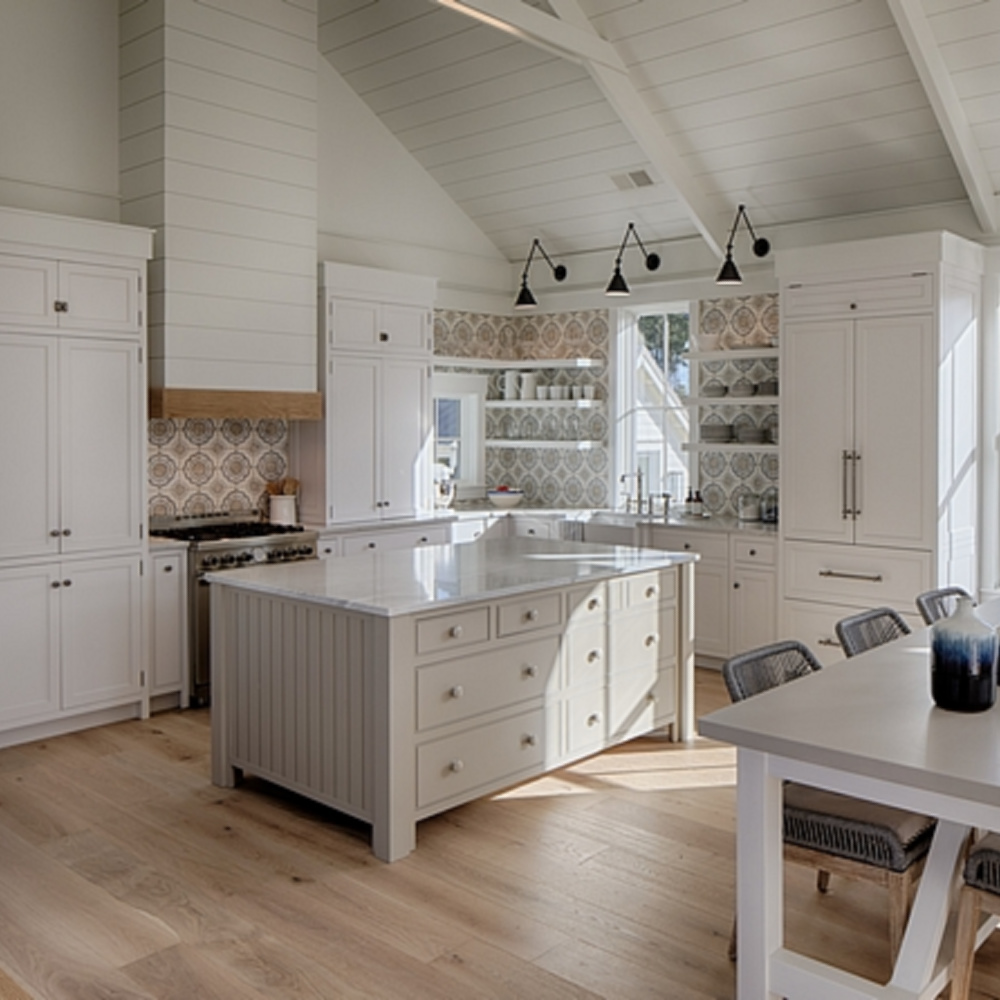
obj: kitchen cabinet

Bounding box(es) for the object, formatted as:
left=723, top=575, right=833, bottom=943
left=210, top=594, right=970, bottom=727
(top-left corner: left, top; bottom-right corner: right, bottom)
left=777, top=232, right=983, bottom=642
left=0, top=254, right=142, bottom=336
left=729, top=537, right=778, bottom=655
left=0, top=334, right=144, bottom=561
left=339, top=522, right=450, bottom=555
left=149, top=546, right=188, bottom=707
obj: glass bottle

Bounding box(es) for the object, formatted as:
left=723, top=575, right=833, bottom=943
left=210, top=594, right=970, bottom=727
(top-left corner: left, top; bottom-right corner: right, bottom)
left=930, top=596, right=998, bottom=712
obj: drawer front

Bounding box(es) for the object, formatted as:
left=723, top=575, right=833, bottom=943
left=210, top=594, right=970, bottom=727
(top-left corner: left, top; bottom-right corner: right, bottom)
left=648, top=527, right=728, bottom=562
left=417, top=709, right=545, bottom=808
left=783, top=541, right=930, bottom=607
left=416, top=636, right=558, bottom=731
left=566, top=582, right=606, bottom=626
left=782, top=272, right=934, bottom=319
left=566, top=687, right=607, bottom=757
left=451, top=518, right=487, bottom=544
left=564, top=623, right=606, bottom=689
left=497, top=591, right=562, bottom=637
left=342, top=524, right=448, bottom=556
left=608, top=665, right=674, bottom=742
left=610, top=569, right=675, bottom=612
left=416, top=606, right=490, bottom=655
left=609, top=607, right=676, bottom=673
left=732, top=538, right=776, bottom=567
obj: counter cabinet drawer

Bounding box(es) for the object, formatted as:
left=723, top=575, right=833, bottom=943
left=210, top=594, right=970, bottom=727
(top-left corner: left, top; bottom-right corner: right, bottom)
left=566, top=583, right=607, bottom=626
left=732, top=538, right=776, bottom=567
left=416, top=636, right=559, bottom=731
left=782, top=272, right=934, bottom=319
left=647, top=528, right=728, bottom=562
left=417, top=708, right=546, bottom=809
left=609, top=569, right=676, bottom=612
left=565, top=687, right=607, bottom=757
left=564, top=623, right=606, bottom=690
left=608, top=665, right=675, bottom=743
left=497, top=591, right=562, bottom=637
left=415, top=606, right=490, bottom=655
left=609, top=607, right=676, bottom=673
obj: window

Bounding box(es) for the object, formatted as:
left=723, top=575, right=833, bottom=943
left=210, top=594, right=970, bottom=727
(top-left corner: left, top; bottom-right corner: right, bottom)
left=614, top=304, right=691, bottom=507
left=431, top=372, right=486, bottom=499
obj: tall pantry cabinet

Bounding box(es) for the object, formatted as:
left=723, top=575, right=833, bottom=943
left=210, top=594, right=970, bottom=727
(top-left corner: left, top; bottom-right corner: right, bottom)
left=294, top=262, right=437, bottom=525
left=777, top=232, right=982, bottom=663
left=0, top=208, right=153, bottom=746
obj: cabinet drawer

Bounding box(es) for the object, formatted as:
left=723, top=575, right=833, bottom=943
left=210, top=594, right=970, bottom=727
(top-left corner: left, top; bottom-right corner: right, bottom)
left=648, top=527, right=728, bottom=562
left=609, top=570, right=675, bottom=612
left=609, top=608, right=675, bottom=672
left=416, top=606, right=490, bottom=655
left=566, top=583, right=606, bottom=626
left=566, top=687, right=607, bottom=757
left=417, top=708, right=545, bottom=808
left=782, top=272, right=934, bottom=319
left=342, top=524, right=448, bottom=555
left=497, top=591, right=562, bottom=637
left=416, top=636, right=558, bottom=731
left=732, top=538, right=776, bottom=567
left=564, top=623, right=606, bottom=689
left=451, top=518, right=486, bottom=544
left=608, top=665, right=674, bottom=742
left=783, top=541, right=930, bottom=607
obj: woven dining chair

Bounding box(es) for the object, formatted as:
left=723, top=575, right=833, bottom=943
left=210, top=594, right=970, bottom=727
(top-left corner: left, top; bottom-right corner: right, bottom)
left=723, top=639, right=935, bottom=964
left=951, top=833, right=1000, bottom=999
left=915, top=586, right=972, bottom=626
left=835, top=607, right=911, bottom=658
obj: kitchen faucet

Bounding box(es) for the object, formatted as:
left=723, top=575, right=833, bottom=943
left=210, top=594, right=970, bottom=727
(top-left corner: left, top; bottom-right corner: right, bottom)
left=620, top=470, right=644, bottom=514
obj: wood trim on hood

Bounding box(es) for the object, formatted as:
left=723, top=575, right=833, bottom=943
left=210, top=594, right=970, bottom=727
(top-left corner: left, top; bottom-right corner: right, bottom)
left=149, top=388, right=323, bottom=421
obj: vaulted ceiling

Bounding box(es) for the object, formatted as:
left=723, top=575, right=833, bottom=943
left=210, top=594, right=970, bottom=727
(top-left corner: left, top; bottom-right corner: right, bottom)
left=319, top=0, right=1000, bottom=269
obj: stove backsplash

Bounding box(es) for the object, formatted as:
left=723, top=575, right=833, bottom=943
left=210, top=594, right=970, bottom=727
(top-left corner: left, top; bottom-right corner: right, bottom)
left=148, top=417, right=289, bottom=518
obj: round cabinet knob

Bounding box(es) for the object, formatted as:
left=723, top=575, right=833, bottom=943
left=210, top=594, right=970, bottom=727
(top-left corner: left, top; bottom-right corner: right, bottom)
left=647, top=691, right=657, bottom=703
left=522, top=734, right=537, bottom=747
left=587, top=597, right=601, bottom=611
left=51, top=580, right=61, bottom=589
left=62, top=528, right=72, bottom=537
left=526, top=528, right=536, bottom=535
left=587, top=712, right=602, bottom=726
left=419, top=536, right=428, bottom=544
left=449, top=759, right=464, bottom=773
left=323, top=547, right=334, bottom=555
left=62, top=579, right=72, bottom=588
left=645, top=585, right=658, bottom=599
left=50, top=529, right=61, bottom=537
left=587, top=649, right=602, bottom=663
left=525, top=608, right=539, bottom=622
left=850, top=302, right=858, bottom=310
left=733, top=582, right=741, bottom=590
left=523, top=664, right=538, bottom=678
left=683, top=542, right=691, bottom=550
left=645, top=633, right=658, bottom=647
left=163, top=564, right=173, bottom=573
left=749, top=548, right=757, bottom=557
left=449, top=685, right=464, bottom=699
left=449, top=625, right=463, bottom=638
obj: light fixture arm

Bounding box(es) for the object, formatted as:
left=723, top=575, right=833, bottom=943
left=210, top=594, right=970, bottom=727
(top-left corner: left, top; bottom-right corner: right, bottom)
left=613, top=222, right=660, bottom=272
left=724, top=204, right=770, bottom=260
left=514, top=238, right=567, bottom=310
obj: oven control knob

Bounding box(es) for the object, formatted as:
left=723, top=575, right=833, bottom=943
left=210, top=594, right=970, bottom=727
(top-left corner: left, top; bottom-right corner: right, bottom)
left=252, top=549, right=267, bottom=563
left=302, top=545, right=314, bottom=557
left=221, top=554, right=236, bottom=566
left=266, top=550, right=280, bottom=561
left=203, top=556, right=219, bottom=569
left=237, top=552, right=253, bottom=564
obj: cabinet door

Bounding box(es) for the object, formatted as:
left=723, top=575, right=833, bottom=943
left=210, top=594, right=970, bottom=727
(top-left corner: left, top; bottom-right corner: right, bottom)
left=0, top=335, right=60, bottom=559
left=59, top=339, right=143, bottom=553
left=853, top=316, right=934, bottom=549
left=730, top=566, right=776, bottom=656
left=57, top=262, right=141, bottom=335
left=60, top=555, right=143, bottom=709
left=0, top=254, right=57, bottom=328
left=380, top=304, right=429, bottom=353
left=327, top=355, right=379, bottom=522
left=379, top=359, right=429, bottom=519
left=328, top=299, right=379, bottom=351
left=782, top=320, right=855, bottom=544
left=0, top=564, right=60, bottom=724
left=151, top=550, right=186, bottom=697
left=693, top=557, right=729, bottom=659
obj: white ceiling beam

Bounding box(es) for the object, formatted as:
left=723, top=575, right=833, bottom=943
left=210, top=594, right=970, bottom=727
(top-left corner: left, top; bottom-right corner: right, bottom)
left=886, top=0, right=997, bottom=234
left=434, top=0, right=724, bottom=257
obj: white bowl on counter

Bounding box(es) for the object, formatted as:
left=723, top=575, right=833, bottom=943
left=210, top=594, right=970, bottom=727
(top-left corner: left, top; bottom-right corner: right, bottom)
left=487, top=489, right=524, bottom=509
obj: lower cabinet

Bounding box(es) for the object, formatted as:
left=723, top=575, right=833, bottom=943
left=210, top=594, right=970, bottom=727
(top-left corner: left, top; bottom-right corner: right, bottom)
left=0, top=554, right=143, bottom=732
left=318, top=522, right=451, bottom=558
left=149, top=547, right=187, bottom=705
left=730, top=538, right=778, bottom=655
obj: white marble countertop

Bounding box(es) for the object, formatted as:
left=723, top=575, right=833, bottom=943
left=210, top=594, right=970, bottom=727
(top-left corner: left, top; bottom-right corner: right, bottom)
left=206, top=537, right=698, bottom=617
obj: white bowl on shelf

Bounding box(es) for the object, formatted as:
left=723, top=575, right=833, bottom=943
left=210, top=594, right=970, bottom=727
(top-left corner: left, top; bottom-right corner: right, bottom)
left=487, top=489, right=524, bottom=509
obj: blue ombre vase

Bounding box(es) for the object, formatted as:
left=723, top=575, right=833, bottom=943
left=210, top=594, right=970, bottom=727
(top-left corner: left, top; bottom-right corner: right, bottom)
left=930, top=596, right=998, bottom=712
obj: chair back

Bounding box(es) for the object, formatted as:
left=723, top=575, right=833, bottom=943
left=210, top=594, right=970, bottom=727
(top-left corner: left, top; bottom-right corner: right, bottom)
left=915, top=586, right=972, bottom=626
left=722, top=639, right=822, bottom=703
left=835, top=607, right=911, bottom=658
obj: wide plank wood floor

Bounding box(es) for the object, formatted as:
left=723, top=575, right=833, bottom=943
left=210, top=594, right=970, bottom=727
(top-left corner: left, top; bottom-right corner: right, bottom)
left=1, top=669, right=999, bottom=998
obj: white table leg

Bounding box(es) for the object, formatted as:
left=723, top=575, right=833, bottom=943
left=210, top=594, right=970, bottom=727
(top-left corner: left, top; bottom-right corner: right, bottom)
left=737, top=747, right=784, bottom=999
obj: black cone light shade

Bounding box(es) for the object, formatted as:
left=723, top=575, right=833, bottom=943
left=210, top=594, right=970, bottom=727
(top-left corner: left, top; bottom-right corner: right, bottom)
left=605, top=222, right=661, bottom=297
left=514, top=239, right=567, bottom=310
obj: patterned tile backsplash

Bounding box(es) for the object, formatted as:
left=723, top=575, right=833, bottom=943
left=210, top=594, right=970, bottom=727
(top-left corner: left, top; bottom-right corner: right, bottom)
left=147, top=418, right=288, bottom=518
left=435, top=309, right=611, bottom=508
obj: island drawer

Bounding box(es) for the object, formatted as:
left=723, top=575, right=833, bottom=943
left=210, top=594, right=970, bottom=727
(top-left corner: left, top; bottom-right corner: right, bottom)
left=416, top=606, right=490, bottom=655
left=564, top=623, right=606, bottom=690
left=566, top=582, right=606, bottom=626
left=609, top=569, right=675, bottom=612
left=416, top=636, right=558, bottom=731
left=608, top=665, right=675, bottom=742
left=417, top=708, right=546, bottom=808
left=497, top=591, right=562, bottom=636
left=609, top=607, right=675, bottom=672
left=566, top=687, right=608, bottom=757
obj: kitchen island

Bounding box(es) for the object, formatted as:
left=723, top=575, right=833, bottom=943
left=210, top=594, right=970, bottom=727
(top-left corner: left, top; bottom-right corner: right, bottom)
left=209, top=537, right=697, bottom=861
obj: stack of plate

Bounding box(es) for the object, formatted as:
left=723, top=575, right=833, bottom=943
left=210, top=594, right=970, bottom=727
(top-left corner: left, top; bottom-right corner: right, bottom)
left=736, top=425, right=767, bottom=444
left=730, top=378, right=757, bottom=398
left=700, top=423, right=733, bottom=443
left=702, top=381, right=728, bottom=398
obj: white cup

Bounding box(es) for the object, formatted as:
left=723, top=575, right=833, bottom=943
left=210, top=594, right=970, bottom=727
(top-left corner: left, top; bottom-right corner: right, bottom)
left=571, top=386, right=583, bottom=400
left=536, top=386, right=548, bottom=400
left=583, top=385, right=596, bottom=400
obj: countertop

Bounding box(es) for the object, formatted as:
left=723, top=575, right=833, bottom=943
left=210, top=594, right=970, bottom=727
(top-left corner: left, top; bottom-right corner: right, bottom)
left=205, top=536, right=698, bottom=617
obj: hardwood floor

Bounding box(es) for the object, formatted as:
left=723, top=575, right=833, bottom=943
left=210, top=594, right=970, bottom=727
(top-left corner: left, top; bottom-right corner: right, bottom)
left=0, top=669, right=998, bottom=999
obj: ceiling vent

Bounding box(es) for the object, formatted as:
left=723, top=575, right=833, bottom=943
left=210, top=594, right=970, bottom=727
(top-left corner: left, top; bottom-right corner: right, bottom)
left=611, top=169, right=655, bottom=191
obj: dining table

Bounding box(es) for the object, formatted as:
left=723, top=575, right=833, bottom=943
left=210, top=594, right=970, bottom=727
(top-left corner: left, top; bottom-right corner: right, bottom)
left=699, top=597, right=1000, bottom=999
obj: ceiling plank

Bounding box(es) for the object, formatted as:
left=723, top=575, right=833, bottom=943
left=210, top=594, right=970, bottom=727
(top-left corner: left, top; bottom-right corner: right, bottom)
left=434, top=0, right=723, bottom=256
left=886, top=0, right=997, bottom=233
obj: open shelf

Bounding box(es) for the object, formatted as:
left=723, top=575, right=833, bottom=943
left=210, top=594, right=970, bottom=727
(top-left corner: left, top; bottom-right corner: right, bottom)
left=435, top=356, right=603, bottom=370
left=486, top=399, right=604, bottom=409
left=487, top=439, right=600, bottom=451
left=683, top=348, right=779, bottom=362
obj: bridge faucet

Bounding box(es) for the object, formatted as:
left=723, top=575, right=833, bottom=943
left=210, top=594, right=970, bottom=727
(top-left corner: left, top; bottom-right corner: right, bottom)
left=619, top=469, right=644, bottom=514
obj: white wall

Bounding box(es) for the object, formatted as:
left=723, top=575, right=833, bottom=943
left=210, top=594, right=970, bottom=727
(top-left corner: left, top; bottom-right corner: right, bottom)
left=316, top=58, right=511, bottom=312
left=0, top=0, right=120, bottom=221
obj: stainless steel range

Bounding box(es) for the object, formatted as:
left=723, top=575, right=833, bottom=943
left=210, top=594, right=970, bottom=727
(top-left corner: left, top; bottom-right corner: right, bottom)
left=150, top=514, right=318, bottom=706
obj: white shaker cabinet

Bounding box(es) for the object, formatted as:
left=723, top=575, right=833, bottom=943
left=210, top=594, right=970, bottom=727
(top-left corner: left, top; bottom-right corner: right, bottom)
left=0, top=334, right=143, bottom=560
left=149, top=546, right=188, bottom=706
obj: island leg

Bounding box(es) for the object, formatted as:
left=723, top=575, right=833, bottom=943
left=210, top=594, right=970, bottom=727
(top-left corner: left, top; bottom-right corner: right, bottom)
left=675, top=559, right=696, bottom=742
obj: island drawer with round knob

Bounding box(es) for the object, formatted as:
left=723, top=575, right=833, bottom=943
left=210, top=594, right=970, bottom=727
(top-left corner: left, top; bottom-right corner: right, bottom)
left=609, top=608, right=676, bottom=674
left=416, top=635, right=558, bottom=731
left=609, top=664, right=676, bottom=742
left=565, top=687, right=608, bottom=757
left=497, top=591, right=562, bottom=637
left=415, top=605, right=490, bottom=655
left=416, top=708, right=546, bottom=809
left=566, top=583, right=606, bottom=626
left=564, top=623, right=606, bottom=690
left=609, top=569, right=676, bottom=612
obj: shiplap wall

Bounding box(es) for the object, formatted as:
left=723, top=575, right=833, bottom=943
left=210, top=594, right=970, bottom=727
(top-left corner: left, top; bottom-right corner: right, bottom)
left=119, top=0, right=318, bottom=393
